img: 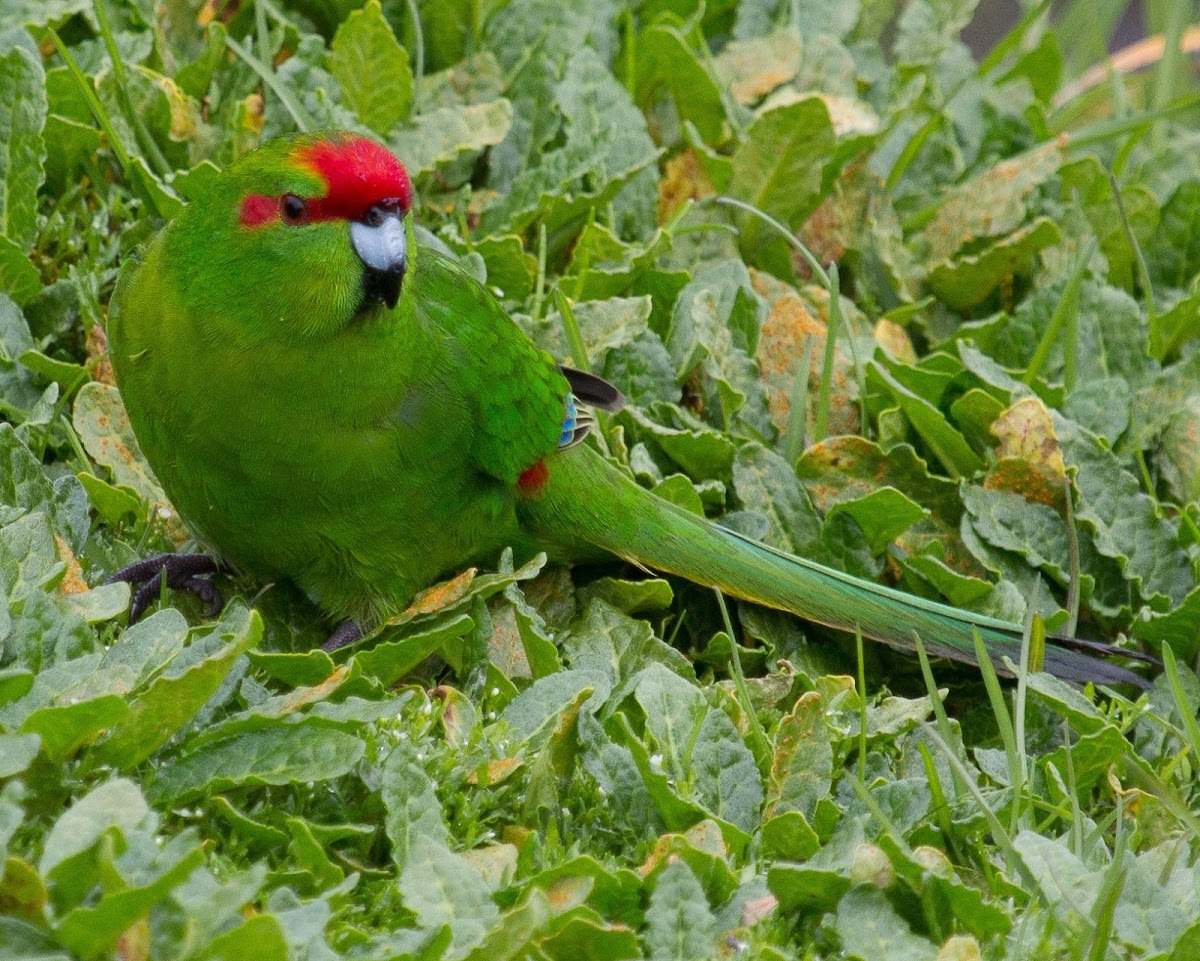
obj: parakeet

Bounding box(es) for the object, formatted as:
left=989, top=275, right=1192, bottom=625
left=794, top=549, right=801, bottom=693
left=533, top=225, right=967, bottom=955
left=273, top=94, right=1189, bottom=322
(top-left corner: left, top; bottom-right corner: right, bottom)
left=104, top=132, right=1149, bottom=687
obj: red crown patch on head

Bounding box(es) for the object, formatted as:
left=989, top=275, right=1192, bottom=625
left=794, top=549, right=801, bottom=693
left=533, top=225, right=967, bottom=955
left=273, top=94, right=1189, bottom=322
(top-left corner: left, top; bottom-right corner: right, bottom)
left=294, top=136, right=413, bottom=221
left=238, top=136, right=414, bottom=228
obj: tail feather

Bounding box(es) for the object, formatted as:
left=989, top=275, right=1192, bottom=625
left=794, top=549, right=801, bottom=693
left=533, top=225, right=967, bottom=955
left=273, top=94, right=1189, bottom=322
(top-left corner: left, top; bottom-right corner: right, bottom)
left=524, top=447, right=1150, bottom=689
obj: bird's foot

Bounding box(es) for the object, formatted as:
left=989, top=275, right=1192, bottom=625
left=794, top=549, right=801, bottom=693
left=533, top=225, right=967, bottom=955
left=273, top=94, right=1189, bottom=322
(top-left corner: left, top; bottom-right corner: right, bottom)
left=104, top=552, right=224, bottom=622
left=321, top=620, right=364, bottom=652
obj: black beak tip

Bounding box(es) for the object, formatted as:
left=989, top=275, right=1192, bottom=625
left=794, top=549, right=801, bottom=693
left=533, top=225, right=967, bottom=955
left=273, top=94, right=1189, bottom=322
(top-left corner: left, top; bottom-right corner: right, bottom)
left=362, top=264, right=404, bottom=311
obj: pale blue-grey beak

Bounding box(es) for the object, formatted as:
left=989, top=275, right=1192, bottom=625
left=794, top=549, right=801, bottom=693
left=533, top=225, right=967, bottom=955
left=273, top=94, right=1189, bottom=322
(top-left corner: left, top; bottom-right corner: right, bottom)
left=351, top=206, right=406, bottom=309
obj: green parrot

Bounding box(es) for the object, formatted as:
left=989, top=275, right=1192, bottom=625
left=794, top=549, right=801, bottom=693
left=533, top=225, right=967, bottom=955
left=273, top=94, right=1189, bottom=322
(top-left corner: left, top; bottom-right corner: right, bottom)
left=104, top=132, right=1149, bottom=686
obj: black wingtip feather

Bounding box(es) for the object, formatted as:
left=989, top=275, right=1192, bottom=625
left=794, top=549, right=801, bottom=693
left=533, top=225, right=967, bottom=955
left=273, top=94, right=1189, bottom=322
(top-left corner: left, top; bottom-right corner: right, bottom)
left=561, top=366, right=625, bottom=412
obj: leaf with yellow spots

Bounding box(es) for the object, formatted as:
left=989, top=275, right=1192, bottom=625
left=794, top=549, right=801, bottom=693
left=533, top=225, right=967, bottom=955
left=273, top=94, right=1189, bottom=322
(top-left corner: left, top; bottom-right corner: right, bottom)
left=920, top=140, right=1065, bottom=266
left=466, top=757, right=524, bottom=787
left=404, top=567, right=477, bottom=617
left=658, top=150, right=715, bottom=225
left=72, top=383, right=187, bottom=542
left=714, top=28, right=802, bottom=106
left=986, top=397, right=1067, bottom=508
left=751, top=270, right=860, bottom=443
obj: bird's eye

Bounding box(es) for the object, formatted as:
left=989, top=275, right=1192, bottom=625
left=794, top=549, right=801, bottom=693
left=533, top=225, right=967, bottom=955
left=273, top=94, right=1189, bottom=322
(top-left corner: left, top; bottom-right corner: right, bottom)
left=280, top=193, right=310, bottom=226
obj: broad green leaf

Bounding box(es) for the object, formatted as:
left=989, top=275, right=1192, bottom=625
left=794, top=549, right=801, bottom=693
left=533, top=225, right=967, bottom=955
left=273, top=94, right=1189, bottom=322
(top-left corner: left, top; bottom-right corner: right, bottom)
left=564, top=598, right=692, bottom=709
left=149, top=725, right=365, bottom=802
left=0, top=296, right=39, bottom=425
left=0, top=0, right=90, bottom=31
left=834, top=885, right=937, bottom=961
left=92, top=608, right=262, bottom=769
left=728, top=97, right=836, bottom=257
left=481, top=47, right=657, bottom=235
left=577, top=710, right=656, bottom=834
left=194, top=915, right=290, bottom=961
left=921, top=141, right=1063, bottom=265
left=1148, top=180, right=1200, bottom=291
left=878, top=836, right=1011, bottom=939
left=766, top=691, right=832, bottom=819
left=0, top=509, right=62, bottom=607
left=634, top=664, right=763, bottom=833
left=767, top=862, right=850, bottom=913
left=500, top=669, right=606, bottom=744
left=927, top=217, right=1062, bottom=311
left=354, top=615, right=474, bottom=687
left=690, top=703, right=764, bottom=832
left=1056, top=414, right=1194, bottom=608
left=39, top=778, right=149, bottom=877
left=542, top=296, right=653, bottom=370
left=519, top=907, right=642, bottom=961
left=575, top=577, right=674, bottom=616
left=0, top=238, right=40, bottom=308
left=398, top=835, right=499, bottom=956
left=760, top=810, right=820, bottom=862
left=330, top=0, right=412, bottom=136
left=872, top=364, right=983, bottom=478
left=1012, top=831, right=1091, bottom=924
left=732, top=441, right=822, bottom=552
left=894, top=0, right=977, bottom=64
left=483, top=0, right=618, bottom=188
left=827, top=487, right=929, bottom=554
left=962, top=484, right=1070, bottom=582
left=382, top=740, right=450, bottom=869
left=0, top=732, right=39, bottom=777
left=0, top=423, right=90, bottom=551
left=633, top=664, right=707, bottom=785
left=1172, top=923, right=1200, bottom=961
left=459, top=887, right=556, bottom=961
left=643, top=859, right=717, bottom=961
left=391, top=99, right=513, bottom=182
left=562, top=221, right=676, bottom=301
left=1060, top=156, right=1159, bottom=292
left=1132, top=584, right=1200, bottom=660
left=54, top=834, right=205, bottom=959
left=624, top=404, right=737, bottom=481
left=0, top=669, right=33, bottom=706
left=664, top=259, right=771, bottom=435
left=21, top=694, right=127, bottom=762
left=1150, top=278, right=1200, bottom=361
left=636, top=24, right=725, bottom=144
left=0, top=46, right=47, bottom=250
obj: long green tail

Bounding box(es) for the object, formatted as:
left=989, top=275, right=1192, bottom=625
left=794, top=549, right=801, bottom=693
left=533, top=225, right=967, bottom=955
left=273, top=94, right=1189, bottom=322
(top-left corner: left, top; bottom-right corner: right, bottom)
left=524, top=446, right=1148, bottom=688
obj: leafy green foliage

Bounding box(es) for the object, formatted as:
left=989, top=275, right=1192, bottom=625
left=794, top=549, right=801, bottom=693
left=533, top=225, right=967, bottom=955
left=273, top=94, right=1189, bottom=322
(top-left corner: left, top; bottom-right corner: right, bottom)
left=4, top=0, right=1200, bottom=958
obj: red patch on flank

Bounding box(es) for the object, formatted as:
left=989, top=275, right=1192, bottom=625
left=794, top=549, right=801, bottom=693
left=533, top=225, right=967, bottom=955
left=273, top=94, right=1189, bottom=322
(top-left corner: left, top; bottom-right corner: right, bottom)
left=294, top=136, right=413, bottom=222
left=517, top=460, right=549, bottom=495
left=239, top=194, right=277, bottom=227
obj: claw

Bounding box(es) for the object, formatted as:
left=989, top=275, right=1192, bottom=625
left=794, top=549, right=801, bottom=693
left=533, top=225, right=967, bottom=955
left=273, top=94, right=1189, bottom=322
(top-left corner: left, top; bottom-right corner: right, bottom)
left=182, top=576, right=224, bottom=617
left=105, top=552, right=224, bottom=622
left=321, top=620, right=364, bottom=652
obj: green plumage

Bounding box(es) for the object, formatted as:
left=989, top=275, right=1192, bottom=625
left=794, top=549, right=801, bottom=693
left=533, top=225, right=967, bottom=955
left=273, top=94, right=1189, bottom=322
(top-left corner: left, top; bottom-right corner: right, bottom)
left=108, top=133, right=1145, bottom=686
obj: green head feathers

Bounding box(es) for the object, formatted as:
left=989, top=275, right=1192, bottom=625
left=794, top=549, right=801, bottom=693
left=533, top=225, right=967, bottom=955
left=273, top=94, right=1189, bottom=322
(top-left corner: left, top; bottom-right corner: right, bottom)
left=163, top=133, right=414, bottom=342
